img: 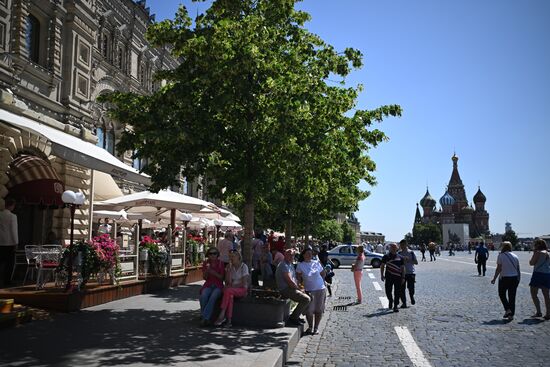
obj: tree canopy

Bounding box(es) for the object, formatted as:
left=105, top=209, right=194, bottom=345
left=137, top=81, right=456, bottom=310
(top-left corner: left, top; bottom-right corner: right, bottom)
left=100, top=0, right=401, bottom=262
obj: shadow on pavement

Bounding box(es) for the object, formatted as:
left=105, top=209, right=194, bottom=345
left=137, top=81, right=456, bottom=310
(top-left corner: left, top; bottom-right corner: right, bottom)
left=482, top=319, right=513, bottom=325
left=0, top=286, right=290, bottom=366
left=363, top=309, right=392, bottom=318
left=517, top=318, right=546, bottom=325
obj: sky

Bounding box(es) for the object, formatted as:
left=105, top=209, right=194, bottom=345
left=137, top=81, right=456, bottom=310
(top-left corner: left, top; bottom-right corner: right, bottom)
left=145, top=0, right=550, bottom=241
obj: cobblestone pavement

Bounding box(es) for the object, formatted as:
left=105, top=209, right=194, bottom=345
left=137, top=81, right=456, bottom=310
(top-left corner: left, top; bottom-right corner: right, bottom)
left=286, top=252, right=550, bottom=367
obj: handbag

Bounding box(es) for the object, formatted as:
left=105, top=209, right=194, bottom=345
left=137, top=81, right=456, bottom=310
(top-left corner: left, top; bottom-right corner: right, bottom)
left=351, top=263, right=356, bottom=272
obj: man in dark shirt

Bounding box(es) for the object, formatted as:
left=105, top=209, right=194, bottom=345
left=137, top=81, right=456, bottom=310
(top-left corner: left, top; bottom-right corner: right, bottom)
left=475, top=242, right=489, bottom=276
left=380, top=243, right=405, bottom=312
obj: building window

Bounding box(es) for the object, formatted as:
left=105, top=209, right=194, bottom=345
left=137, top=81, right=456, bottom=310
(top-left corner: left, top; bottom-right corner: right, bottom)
left=26, top=14, right=40, bottom=63
left=132, top=150, right=147, bottom=170
left=105, top=130, right=115, bottom=155
left=95, top=125, right=115, bottom=155
left=96, top=127, right=105, bottom=149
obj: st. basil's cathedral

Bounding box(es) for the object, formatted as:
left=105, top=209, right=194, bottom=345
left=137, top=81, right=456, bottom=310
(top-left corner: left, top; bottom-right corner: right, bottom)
left=414, top=154, right=490, bottom=241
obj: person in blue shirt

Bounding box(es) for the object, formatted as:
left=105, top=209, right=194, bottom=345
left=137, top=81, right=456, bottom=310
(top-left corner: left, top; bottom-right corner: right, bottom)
left=475, top=242, right=489, bottom=276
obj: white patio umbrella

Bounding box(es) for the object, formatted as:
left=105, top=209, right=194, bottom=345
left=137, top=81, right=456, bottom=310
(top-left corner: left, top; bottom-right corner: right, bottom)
left=92, top=209, right=128, bottom=221
left=97, top=189, right=215, bottom=213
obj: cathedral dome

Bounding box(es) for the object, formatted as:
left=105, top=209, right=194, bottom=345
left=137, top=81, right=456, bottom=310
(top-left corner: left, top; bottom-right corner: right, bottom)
left=420, top=189, right=436, bottom=208
left=439, top=191, right=455, bottom=207
left=473, top=187, right=486, bottom=203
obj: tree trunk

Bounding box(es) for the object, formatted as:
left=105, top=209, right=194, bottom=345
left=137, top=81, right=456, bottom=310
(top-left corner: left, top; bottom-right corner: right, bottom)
left=243, top=190, right=255, bottom=266
left=305, top=223, right=311, bottom=247
left=285, top=218, right=292, bottom=248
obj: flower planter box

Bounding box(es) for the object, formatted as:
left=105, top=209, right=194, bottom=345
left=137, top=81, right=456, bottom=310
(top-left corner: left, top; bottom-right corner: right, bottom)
left=184, top=266, right=203, bottom=284
left=232, top=295, right=290, bottom=328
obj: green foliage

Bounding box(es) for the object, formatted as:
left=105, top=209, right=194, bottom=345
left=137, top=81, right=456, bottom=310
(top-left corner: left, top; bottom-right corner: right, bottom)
left=502, top=230, right=519, bottom=247
left=100, top=0, right=401, bottom=261
left=411, top=223, right=442, bottom=246
left=57, top=240, right=101, bottom=287
left=313, top=219, right=343, bottom=242
left=341, top=221, right=355, bottom=243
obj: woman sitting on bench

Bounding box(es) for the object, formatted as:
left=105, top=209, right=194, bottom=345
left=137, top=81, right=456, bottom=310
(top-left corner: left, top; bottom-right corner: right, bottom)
left=214, top=250, right=249, bottom=327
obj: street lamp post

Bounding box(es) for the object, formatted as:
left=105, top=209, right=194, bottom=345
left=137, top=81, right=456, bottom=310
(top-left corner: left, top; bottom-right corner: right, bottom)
left=179, top=213, right=193, bottom=269
left=62, top=190, right=85, bottom=291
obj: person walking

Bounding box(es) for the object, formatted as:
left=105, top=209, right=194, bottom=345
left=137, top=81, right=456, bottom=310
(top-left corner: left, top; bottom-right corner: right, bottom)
left=296, top=248, right=327, bottom=335
left=398, top=240, right=418, bottom=307
left=380, top=243, right=405, bottom=312
left=217, top=231, right=234, bottom=267
left=528, top=238, right=550, bottom=320
left=428, top=242, right=436, bottom=261
left=490, top=241, right=520, bottom=320
left=0, top=198, right=18, bottom=288
left=276, top=249, right=310, bottom=326
left=419, top=243, right=427, bottom=262
left=199, top=247, right=225, bottom=326
left=214, top=250, right=249, bottom=327
left=475, top=241, right=489, bottom=276
left=352, top=245, right=366, bottom=304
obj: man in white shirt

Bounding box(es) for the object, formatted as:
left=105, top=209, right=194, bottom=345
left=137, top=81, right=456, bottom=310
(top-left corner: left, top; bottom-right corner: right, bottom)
left=0, top=198, right=18, bottom=287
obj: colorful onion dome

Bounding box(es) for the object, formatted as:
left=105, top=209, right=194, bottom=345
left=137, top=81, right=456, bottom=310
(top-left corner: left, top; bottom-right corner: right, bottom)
left=439, top=191, right=455, bottom=206
left=420, top=188, right=436, bottom=207
left=473, top=187, right=486, bottom=203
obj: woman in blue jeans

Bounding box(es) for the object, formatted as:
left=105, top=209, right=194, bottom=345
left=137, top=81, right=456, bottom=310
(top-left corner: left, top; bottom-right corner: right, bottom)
left=199, top=247, right=225, bottom=326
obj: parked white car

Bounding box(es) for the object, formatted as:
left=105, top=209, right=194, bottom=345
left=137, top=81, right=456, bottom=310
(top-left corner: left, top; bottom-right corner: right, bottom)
left=327, top=244, right=383, bottom=268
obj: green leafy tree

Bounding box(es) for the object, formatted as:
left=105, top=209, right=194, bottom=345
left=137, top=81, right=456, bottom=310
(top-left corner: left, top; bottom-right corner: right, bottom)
left=313, top=219, right=343, bottom=243
left=502, top=230, right=519, bottom=247
left=101, top=0, right=400, bottom=264
left=412, top=223, right=442, bottom=246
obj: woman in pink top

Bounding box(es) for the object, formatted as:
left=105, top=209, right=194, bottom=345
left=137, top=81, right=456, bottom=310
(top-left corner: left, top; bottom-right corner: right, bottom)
left=199, top=247, right=225, bottom=326
left=352, top=245, right=366, bottom=304
left=214, top=250, right=250, bottom=327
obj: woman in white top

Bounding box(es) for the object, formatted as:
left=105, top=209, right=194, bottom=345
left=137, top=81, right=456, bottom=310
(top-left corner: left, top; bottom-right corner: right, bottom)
left=214, top=250, right=249, bottom=327
left=296, top=248, right=326, bottom=335
left=491, top=241, right=520, bottom=320
left=352, top=245, right=366, bottom=304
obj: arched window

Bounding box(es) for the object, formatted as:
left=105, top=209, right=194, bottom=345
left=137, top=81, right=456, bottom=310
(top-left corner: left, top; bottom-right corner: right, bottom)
left=26, top=14, right=40, bottom=63
left=105, top=130, right=115, bottom=154
left=96, top=126, right=105, bottom=149
left=95, top=121, right=115, bottom=155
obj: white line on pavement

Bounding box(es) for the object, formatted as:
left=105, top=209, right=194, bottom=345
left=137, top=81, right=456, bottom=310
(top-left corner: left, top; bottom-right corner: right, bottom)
left=373, top=281, right=382, bottom=291
left=394, top=326, right=433, bottom=367
left=440, top=258, right=532, bottom=276
left=379, top=296, right=389, bottom=308
left=368, top=273, right=375, bottom=279
left=366, top=268, right=372, bottom=272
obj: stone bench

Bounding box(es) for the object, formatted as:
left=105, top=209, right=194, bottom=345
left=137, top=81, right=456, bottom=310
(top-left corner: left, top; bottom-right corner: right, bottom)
left=231, top=294, right=290, bottom=328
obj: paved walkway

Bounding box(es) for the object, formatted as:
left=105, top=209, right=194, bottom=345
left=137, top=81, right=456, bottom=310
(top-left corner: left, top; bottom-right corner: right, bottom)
left=0, top=281, right=299, bottom=367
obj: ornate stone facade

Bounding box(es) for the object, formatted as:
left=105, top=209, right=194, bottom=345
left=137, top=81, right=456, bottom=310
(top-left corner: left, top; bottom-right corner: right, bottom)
left=0, top=0, right=177, bottom=245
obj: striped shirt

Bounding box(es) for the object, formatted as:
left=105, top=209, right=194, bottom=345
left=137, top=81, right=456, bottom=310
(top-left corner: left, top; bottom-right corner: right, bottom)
left=382, top=253, right=404, bottom=277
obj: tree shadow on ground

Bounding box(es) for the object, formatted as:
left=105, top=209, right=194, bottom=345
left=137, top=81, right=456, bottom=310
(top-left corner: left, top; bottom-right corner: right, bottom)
left=147, top=283, right=204, bottom=303
left=0, top=305, right=290, bottom=366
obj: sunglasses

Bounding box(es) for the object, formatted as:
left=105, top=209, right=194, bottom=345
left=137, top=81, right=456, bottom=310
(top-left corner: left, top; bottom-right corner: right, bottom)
left=207, top=252, right=218, bottom=256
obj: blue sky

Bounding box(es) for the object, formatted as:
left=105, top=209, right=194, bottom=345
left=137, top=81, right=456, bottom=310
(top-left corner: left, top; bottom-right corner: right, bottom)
left=146, top=0, right=550, bottom=241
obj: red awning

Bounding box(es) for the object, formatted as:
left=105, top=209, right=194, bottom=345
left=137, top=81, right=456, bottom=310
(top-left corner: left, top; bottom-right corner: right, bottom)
left=7, top=154, right=65, bottom=207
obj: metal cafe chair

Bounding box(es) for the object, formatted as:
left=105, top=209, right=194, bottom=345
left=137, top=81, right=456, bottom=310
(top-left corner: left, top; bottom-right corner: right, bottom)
left=10, top=249, right=30, bottom=283
left=18, top=245, right=42, bottom=285
left=36, top=245, right=63, bottom=289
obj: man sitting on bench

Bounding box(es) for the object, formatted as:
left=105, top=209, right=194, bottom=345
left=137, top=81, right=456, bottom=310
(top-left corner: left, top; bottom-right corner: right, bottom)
left=276, top=248, right=310, bottom=326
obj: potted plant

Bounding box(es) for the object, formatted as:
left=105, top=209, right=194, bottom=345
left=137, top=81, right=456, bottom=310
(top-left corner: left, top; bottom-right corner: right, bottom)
left=90, top=234, right=121, bottom=285
left=57, top=240, right=100, bottom=288
left=139, top=235, right=168, bottom=276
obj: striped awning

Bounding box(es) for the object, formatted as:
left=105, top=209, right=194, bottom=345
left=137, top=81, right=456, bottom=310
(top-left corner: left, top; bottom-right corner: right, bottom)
left=7, top=154, right=65, bottom=206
